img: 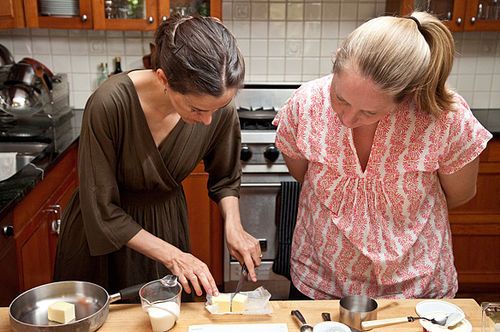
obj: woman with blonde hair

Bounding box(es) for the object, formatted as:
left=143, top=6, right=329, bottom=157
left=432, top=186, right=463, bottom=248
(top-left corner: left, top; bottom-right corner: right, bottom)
left=274, top=12, right=491, bottom=299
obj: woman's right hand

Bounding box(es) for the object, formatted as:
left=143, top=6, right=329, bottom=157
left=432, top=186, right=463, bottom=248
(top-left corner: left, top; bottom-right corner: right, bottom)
left=164, top=248, right=219, bottom=297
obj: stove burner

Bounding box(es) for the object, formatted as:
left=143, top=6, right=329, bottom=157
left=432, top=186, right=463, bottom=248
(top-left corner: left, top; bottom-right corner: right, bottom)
left=237, top=107, right=277, bottom=130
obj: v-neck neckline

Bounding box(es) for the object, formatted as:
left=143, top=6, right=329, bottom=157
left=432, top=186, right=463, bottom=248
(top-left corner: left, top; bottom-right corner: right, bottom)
left=125, top=73, right=184, bottom=152
left=346, top=117, right=387, bottom=177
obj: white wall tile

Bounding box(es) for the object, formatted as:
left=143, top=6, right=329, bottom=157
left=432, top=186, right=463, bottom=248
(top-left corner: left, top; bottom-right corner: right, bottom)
left=340, top=2, right=357, bottom=20
left=71, top=55, right=90, bottom=73
left=89, top=38, right=107, bottom=55
left=321, top=21, right=339, bottom=38
left=320, top=39, right=337, bottom=57
left=13, top=37, right=32, bottom=54
left=106, top=37, right=125, bottom=54
left=31, top=29, right=49, bottom=36
left=70, top=37, right=89, bottom=55
left=252, top=2, right=269, bottom=20
left=268, top=39, right=285, bottom=56
left=285, top=57, right=302, bottom=75
left=73, top=91, right=91, bottom=109
left=490, top=92, right=500, bottom=108
left=268, top=57, right=285, bottom=75
left=305, top=3, right=322, bottom=20
left=475, top=57, right=495, bottom=74
left=303, top=57, right=319, bottom=75
left=124, top=38, right=143, bottom=56
left=32, top=37, right=51, bottom=54
left=232, top=21, right=251, bottom=38
left=269, top=3, right=286, bottom=20
left=72, top=73, right=92, bottom=91
left=250, top=57, right=267, bottom=75
left=457, top=74, right=475, bottom=91
left=51, top=55, right=72, bottom=73
left=457, top=57, right=477, bottom=75
left=238, top=38, right=250, bottom=57
left=233, top=2, right=250, bottom=19
left=474, top=75, right=493, bottom=91
left=223, top=2, right=233, bottom=18
left=286, top=22, right=303, bottom=38
left=286, top=40, right=303, bottom=57
left=358, top=3, right=376, bottom=21
left=32, top=54, right=52, bottom=69
left=250, top=39, right=268, bottom=56
left=322, top=3, right=340, bottom=20
left=251, top=21, right=268, bottom=38
left=303, top=39, right=320, bottom=57
left=320, top=57, right=333, bottom=75
left=49, top=30, right=68, bottom=37
left=269, top=22, right=286, bottom=38
left=287, top=3, right=304, bottom=21
left=339, top=21, right=357, bottom=38
left=304, top=21, right=321, bottom=38
left=50, top=37, right=69, bottom=55
left=473, top=92, right=491, bottom=108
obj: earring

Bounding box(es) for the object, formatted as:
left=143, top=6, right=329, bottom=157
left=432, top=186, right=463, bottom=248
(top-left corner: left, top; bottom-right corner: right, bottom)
left=164, top=88, right=167, bottom=95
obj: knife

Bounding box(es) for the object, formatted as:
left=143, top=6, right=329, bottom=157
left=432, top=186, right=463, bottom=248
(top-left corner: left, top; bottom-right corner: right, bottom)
left=230, top=264, right=248, bottom=312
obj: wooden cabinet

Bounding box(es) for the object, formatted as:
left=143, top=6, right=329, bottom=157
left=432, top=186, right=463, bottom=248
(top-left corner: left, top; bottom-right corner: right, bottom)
left=449, top=138, right=500, bottom=303
left=9, top=143, right=78, bottom=299
left=2, top=0, right=221, bottom=30
left=0, top=0, right=25, bottom=29
left=182, top=163, right=224, bottom=287
left=0, top=212, right=19, bottom=307
left=386, top=0, right=500, bottom=32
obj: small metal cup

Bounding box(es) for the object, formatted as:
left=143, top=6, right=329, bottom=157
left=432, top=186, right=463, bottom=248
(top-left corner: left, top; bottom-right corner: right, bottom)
left=339, top=295, right=378, bottom=331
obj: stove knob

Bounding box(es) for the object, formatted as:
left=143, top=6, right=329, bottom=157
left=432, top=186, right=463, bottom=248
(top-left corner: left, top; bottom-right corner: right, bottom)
left=264, top=144, right=279, bottom=162
left=240, top=144, right=252, bottom=162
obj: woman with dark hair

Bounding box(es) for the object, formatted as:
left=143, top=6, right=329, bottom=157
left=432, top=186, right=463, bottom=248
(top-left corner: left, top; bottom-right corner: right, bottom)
left=54, top=15, right=261, bottom=297
left=274, top=12, right=491, bottom=299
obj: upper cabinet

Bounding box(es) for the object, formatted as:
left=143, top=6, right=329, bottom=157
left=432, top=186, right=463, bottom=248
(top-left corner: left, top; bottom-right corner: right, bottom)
left=386, top=0, right=500, bottom=32
left=0, top=0, right=220, bottom=30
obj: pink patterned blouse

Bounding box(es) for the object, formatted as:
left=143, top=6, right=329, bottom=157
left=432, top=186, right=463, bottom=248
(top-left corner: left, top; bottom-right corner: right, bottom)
left=273, top=74, right=492, bottom=299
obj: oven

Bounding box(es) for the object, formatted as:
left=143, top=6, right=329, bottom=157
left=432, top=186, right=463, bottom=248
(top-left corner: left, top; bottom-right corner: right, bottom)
left=223, top=83, right=300, bottom=300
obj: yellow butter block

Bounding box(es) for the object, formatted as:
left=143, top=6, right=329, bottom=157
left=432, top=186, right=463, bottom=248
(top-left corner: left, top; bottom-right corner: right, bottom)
left=48, top=301, right=75, bottom=324
left=212, top=293, right=231, bottom=313
left=211, top=293, right=231, bottom=313
left=231, top=293, right=248, bottom=313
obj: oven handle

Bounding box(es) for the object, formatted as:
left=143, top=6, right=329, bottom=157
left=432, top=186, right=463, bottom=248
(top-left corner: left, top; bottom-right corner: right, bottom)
left=241, top=183, right=282, bottom=187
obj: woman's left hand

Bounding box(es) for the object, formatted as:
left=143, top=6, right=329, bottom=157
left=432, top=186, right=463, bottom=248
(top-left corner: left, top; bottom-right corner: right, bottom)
left=225, top=224, right=262, bottom=282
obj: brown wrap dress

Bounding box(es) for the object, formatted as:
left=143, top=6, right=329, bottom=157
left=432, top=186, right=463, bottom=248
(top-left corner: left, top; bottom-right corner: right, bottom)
left=54, top=73, right=241, bottom=294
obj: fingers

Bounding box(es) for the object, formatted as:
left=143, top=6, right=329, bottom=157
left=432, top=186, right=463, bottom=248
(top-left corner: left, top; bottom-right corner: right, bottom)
left=169, top=253, right=219, bottom=297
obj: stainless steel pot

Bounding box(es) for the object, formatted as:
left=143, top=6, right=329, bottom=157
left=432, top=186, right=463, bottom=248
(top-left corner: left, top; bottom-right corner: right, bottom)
left=9, top=281, right=143, bottom=332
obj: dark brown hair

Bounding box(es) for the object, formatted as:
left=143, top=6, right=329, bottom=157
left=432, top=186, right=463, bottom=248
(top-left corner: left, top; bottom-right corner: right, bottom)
left=153, top=15, right=245, bottom=96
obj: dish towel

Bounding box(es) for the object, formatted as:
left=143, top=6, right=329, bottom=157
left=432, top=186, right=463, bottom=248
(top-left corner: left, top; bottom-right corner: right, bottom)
left=272, top=181, right=301, bottom=280
left=0, top=152, right=17, bottom=182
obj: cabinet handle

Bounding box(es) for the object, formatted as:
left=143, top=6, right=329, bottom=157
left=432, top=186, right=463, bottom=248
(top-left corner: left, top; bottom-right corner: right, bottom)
left=51, top=219, right=61, bottom=235
left=2, top=225, right=14, bottom=237
left=456, top=17, right=462, bottom=25
left=81, top=14, right=88, bottom=23
left=470, top=16, right=476, bottom=24
left=147, top=16, right=154, bottom=24
left=478, top=3, right=483, bottom=19
left=162, top=16, right=168, bottom=22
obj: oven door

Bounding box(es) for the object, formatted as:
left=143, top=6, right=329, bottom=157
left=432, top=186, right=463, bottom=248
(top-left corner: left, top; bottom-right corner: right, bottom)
left=223, top=173, right=294, bottom=299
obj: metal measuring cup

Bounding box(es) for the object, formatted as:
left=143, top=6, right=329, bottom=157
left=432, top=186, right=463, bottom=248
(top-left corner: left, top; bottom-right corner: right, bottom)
left=339, top=295, right=378, bottom=331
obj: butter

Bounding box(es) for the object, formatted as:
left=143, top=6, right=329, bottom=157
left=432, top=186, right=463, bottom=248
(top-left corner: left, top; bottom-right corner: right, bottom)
left=48, top=301, right=76, bottom=324
left=211, top=293, right=248, bottom=313
left=211, top=293, right=231, bottom=313
left=231, top=293, right=248, bottom=313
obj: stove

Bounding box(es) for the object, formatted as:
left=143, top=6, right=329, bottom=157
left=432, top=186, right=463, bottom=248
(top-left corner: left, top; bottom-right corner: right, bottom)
left=224, top=83, right=301, bottom=299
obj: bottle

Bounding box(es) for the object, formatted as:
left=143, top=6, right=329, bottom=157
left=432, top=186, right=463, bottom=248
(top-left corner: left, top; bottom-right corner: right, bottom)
left=97, top=62, right=109, bottom=87
left=113, top=57, right=122, bottom=75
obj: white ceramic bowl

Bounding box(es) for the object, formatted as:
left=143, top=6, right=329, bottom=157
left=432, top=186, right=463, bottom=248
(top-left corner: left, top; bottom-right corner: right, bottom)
left=313, top=321, right=351, bottom=332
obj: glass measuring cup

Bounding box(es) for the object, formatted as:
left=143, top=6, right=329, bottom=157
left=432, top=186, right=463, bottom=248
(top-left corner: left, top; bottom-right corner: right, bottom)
left=481, top=302, right=500, bottom=332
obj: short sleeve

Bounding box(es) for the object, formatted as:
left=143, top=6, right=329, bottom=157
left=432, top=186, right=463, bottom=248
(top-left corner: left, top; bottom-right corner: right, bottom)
left=272, top=94, right=305, bottom=160
left=438, top=95, right=492, bottom=174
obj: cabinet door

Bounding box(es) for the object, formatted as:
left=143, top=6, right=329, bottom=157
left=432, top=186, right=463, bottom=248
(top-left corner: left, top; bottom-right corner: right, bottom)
left=23, top=0, right=93, bottom=29
left=158, top=0, right=219, bottom=19
left=182, top=163, right=223, bottom=286
left=0, top=0, right=25, bottom=29
left=92, top=0, right=158, bottom=30
left=0, top=212, right=19, bottom=306
left=464, top=0, right=500, bottom=31
left=19, top=212, right=52, bottom=291
left=385, top=0, right=467, bottom=31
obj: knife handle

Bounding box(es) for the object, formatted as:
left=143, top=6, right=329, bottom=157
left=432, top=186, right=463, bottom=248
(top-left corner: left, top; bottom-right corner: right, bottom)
left=291, top=310, right=307, bottom=325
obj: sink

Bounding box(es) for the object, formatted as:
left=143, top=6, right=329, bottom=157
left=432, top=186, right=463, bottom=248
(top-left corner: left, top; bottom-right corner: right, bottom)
left=0, top=142, right=49, bottom=181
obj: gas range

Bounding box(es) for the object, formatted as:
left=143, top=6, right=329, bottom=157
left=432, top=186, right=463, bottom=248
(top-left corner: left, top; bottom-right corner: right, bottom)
left=234, top=83, right=300, bottom=173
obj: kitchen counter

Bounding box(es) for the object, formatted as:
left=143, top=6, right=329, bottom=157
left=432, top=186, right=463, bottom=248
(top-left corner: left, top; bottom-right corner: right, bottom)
left=0, top=110, right=83, bottom=220
left=0, top=299, right=484, bottom=331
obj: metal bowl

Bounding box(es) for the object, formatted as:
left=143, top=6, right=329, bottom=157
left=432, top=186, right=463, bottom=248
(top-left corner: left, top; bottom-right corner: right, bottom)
left=0, top=85, right=46, bottom=117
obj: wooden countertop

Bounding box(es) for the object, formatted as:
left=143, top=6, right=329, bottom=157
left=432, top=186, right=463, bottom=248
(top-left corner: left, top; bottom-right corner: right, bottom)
left=0, top=299, right=483, bottom=331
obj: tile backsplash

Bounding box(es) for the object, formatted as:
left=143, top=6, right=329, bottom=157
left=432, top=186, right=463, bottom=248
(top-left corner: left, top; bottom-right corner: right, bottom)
left=0, top=0, right=499, bottom=109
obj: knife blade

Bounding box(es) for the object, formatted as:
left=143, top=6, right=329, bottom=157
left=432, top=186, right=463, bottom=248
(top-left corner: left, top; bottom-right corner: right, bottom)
left=230, top=264, right=248, bottom=312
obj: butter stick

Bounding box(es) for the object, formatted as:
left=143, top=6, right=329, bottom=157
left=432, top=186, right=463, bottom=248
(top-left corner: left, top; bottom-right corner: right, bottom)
left=48, top=301, right=76, bottom=324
